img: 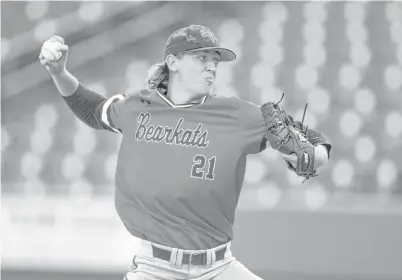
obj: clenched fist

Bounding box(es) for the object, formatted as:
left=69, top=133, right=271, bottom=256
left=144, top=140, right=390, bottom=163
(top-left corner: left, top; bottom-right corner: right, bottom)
left=39, top=35, right=69, bottom=76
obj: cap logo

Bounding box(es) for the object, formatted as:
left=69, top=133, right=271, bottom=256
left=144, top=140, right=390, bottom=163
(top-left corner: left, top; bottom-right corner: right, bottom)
left=166, top=26, right=207, bottom=47
left=200, top=27, right=218, bottom=44
left=181, top=29, right=198, bottom=43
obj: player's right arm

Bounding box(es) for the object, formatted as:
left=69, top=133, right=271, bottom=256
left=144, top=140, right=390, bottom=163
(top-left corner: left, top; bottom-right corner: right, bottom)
left=39, top=35, right=125, bottom=133
left=61, top=80, right=125, bottom=133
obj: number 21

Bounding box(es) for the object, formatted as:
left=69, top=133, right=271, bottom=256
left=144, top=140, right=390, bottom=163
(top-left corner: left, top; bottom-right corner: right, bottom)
left=191, top=155, right=216, bottom=180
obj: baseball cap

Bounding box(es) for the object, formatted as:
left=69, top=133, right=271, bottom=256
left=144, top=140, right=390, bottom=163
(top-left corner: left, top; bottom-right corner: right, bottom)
left=164, top=24, right=236, bottom=62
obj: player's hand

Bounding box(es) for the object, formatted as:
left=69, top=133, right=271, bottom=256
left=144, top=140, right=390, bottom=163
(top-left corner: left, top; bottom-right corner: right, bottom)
left=313, top=144, right=329, bottom=170
left=39, top=35, right=69, bottom=76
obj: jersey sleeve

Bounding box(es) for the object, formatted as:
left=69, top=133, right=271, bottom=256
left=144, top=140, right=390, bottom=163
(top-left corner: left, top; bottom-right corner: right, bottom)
left=101, top=94, right=126, bottom=133
left=237, top=98, right=267, bottom=155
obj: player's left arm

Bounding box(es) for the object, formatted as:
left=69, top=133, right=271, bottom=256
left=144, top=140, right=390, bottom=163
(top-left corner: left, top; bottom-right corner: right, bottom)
left=235, top=97, right=332, bottom=168
left=279, top=118, right=332, bottom=173
left=281, top=137, right=330, bottom=172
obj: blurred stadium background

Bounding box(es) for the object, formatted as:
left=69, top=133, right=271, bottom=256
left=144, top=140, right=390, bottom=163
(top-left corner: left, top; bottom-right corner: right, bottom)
left=1, top=1, right=402, bottom=280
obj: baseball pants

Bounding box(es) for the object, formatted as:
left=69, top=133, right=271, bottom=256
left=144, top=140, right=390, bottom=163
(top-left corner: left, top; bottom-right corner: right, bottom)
left=124, top=238, right=263, bottom=280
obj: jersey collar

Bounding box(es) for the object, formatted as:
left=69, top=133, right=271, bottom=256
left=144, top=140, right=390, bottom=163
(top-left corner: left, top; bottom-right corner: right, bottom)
left=156, top=88, right=208, bottom=108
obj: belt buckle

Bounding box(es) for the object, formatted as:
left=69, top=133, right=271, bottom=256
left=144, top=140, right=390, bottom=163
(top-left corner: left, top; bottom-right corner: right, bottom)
left=189, top=251, right=202, bottom=266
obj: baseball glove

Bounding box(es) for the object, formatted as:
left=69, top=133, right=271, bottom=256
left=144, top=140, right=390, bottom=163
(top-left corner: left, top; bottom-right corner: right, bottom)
left=289, top=116, right=332, bottom=153
left=261, top=94, right=317, bottom=181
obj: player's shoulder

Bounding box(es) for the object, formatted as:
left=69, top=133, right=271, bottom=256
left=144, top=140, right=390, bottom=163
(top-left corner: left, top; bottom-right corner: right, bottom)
left=209, top=94, right=260, bottom=110
left=117, top=88, right=155, bottom=104
left=104, top=88, right=154, bottom=115
left=123, top=88, right=151, bottom=99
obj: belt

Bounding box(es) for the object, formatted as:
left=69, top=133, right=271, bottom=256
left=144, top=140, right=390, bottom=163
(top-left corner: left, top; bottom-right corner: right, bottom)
left=151, top=245, right=226, bottom=266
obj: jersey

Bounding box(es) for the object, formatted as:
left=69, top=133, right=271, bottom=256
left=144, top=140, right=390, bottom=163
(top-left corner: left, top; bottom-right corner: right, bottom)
left=101, top=88, right=267, bottom=250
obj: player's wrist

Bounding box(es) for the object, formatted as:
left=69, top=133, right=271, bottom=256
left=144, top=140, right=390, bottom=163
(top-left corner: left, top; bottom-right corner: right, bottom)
left=50, top=67, right=68, bottom=78
left=51, top=69, right=79, bottom=97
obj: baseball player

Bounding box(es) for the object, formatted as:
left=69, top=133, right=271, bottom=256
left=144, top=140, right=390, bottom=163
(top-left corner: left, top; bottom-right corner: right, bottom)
left=39, top=24, right=332, bottom=280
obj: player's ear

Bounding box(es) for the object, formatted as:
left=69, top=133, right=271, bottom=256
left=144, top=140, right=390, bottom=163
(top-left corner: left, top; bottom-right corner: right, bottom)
left=166, top=54, right=179, bottom=72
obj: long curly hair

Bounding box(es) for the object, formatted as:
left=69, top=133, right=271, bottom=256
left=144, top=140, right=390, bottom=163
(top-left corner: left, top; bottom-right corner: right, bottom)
left=146, top=54, right=184, bottom=91
left=146, top=61, right=169, bottom=90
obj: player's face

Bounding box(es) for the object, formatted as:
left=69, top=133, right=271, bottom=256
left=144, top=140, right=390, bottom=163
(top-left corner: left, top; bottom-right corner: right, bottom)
left=176, top=50, right=221, bottom=97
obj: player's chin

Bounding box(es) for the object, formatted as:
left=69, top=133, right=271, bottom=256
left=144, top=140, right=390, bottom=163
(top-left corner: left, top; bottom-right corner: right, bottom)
left=199, top=82, right=214, bottom=94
